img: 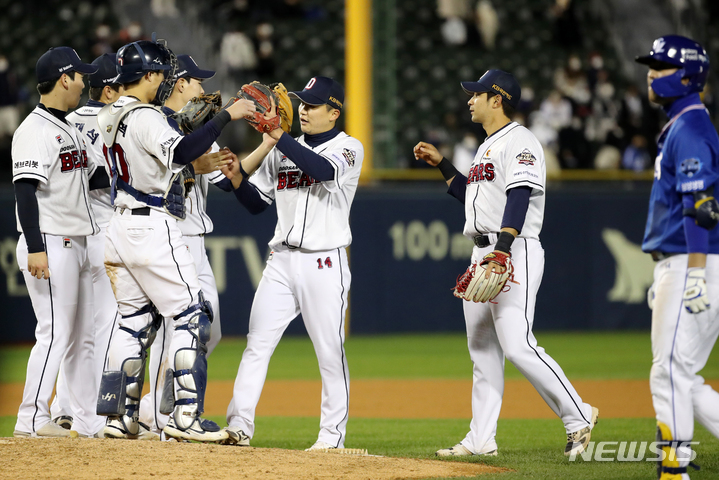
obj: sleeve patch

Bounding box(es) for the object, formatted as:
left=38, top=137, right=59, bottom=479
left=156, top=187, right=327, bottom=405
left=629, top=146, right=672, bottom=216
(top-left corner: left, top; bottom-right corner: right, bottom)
left=55, top=135, right=65, bottom=145
left=342, top=148, right=356, bottom=167
left=680, top=158, right=702, bottom=177
left=516, top=148, right=536, bottom=166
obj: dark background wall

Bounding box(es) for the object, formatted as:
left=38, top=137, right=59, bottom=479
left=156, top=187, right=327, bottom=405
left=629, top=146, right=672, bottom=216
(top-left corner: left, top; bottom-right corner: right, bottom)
left=0, top=182, right=653, bottom=343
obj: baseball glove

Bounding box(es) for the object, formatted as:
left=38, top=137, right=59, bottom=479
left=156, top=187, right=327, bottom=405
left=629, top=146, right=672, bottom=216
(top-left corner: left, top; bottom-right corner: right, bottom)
left=234, top=81, right=288, bottom=133
left=170, top=91, right=223, bottom=134
left=180, top=164, right=195, bottom=197
left=270, top=82, right=293, bottom=133
left=453, top=251, right=516, bottom=303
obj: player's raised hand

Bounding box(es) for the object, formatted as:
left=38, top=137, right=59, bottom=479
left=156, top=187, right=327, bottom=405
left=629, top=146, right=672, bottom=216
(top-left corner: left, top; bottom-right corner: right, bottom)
left=27, top=252, right=50, bottom=280
left=226, top=98, right=257, bottom=121
left=413, top=141, right=443, bottom=166
left=193, top=149, right=233, bottom=175
left=263, top=132, right=280, bottom=146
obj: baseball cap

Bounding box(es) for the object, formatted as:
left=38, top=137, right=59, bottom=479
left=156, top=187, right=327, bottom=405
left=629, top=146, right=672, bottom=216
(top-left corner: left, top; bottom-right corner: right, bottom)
left=174, top=55, right=215, bottom=80
left=461, top=69, right=521, bottom=109
left=290, top=76, right=344, bottom=110
left=88, top=53, right=120, bottom=88
left=36, top=47, right=98, bottom=83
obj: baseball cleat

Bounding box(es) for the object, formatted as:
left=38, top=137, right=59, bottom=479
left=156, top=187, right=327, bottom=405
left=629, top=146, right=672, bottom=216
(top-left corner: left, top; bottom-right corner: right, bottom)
left=163, top=416, right=228, bottom=443
left=222, top=426, right=251, bottom=446
left=305, top=441, right=336, bottom=451
left=52, top=415, right=73, bottom=430
left=137, top=422, right=160, bottom=441
left=435, top=443, right=498, bottom=457
left=13, top=421, right=73, bottom=438
left=565, top=406, right=599, bottom=457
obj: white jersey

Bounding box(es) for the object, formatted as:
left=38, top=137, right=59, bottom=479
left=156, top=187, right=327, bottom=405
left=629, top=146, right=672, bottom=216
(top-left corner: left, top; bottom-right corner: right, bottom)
left=464, top=122, right=545, bottom=240
left=68, top=101, right=113, bottom=227
left=12, top=106, right=98, bottom=236
left=102, top=96, right=183, bottom=211
left=249, top=131, right=364, bottom=250
left=179, top=142, right=228, bottom=236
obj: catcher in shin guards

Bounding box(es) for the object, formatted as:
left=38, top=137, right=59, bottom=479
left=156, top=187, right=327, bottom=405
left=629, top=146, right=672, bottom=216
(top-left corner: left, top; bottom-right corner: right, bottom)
left=415, top=69, right=597, bottom=459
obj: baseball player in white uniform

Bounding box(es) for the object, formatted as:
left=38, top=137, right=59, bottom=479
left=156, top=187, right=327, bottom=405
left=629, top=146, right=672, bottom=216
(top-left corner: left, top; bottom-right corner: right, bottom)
left=94, top=37, right=255, bottom=443
left=138, top=54, right=235, bottom=435
left=12, top=47, right=102, bottom=438
left=414, top=69, right=598, bottom=457
left=222, top=76, right=363, bottom=450
left=48, top=53, right=126, bottom=437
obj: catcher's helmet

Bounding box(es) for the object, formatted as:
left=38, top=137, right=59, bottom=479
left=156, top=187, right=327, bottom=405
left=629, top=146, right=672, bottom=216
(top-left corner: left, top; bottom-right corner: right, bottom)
left=635, top=35, right=709, bottom=98
left=115, top=34, right=177, bottom=105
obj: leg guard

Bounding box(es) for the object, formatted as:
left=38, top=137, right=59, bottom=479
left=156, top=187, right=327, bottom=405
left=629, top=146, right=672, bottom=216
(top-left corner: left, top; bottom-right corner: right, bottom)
left=100, top=304, right=160, bottom=438
left=162, top=303, right=227, bottom=443
left=657, top=422, right=699, bottom=479
left=171, top=310, right=211, bottom=429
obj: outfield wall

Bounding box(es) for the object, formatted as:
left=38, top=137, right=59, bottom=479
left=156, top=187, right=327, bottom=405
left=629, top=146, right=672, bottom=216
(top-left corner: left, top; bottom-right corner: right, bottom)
left=0, top=183, right=654, bottom=342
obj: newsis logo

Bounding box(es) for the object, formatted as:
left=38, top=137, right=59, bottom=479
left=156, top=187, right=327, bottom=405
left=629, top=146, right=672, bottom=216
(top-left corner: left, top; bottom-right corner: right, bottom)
left=567, top=441, right=699, bottom=462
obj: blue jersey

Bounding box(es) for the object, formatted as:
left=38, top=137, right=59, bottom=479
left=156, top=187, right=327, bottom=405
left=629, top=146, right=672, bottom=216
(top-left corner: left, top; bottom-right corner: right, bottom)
left=642, top=93, right=719, bottom=254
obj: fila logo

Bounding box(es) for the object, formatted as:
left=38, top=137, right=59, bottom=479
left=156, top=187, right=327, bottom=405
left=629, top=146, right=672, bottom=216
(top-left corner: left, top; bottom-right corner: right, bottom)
left=304, top=77, right=317, bottom=90
left=101, top=393, right=116, bottom=401
left=56, top=135, right=64, bottom=144
left=63, top=238, right=72, bottom=248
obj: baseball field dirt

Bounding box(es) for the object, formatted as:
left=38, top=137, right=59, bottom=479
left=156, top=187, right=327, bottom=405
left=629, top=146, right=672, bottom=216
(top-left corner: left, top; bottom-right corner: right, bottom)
left=0, top=438, right=505, bottom=480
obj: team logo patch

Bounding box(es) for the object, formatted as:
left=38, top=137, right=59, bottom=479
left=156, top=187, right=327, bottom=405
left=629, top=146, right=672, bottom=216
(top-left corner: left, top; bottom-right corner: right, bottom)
left=280, top=155, right=288, bottom=162
left=483, top=149, right=491, bottom=159
left=56, top=135, right=64, bottom=145
left=63, top=238, right=72, bottom=248
left=680, top=158, right=701, bottom=177
left=516, top=148, right=536, bottom=165
left=342, top=148, right=356, bottom=167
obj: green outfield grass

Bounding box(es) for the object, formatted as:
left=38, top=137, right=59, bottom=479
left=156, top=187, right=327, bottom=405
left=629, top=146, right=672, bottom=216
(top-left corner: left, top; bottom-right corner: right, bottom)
left=2, top=332, right=719, bottom=479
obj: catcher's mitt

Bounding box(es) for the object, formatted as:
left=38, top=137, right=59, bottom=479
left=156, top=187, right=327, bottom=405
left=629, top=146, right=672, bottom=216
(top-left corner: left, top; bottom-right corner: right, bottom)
left=453, top=251, right=516, bottom=303
left=234, top=81, right=286, bottom=133
left=171, top=91, right=223, bottom=134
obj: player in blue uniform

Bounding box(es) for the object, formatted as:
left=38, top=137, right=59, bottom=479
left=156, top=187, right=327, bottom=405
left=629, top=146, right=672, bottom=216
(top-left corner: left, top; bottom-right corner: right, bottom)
left=637, top=35, right=719, bottom=480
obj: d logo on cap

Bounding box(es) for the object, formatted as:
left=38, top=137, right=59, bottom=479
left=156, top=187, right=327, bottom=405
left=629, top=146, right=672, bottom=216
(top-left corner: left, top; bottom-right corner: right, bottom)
left=304, top=78, right=317, bottom=90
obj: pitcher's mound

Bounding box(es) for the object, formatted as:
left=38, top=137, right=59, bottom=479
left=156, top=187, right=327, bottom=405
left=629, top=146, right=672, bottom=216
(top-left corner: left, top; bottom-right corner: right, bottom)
left=0, top=438, right=505, bottom=479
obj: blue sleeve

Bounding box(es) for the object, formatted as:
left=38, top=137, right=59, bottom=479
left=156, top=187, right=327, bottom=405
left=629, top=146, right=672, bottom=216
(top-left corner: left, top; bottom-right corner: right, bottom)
left=501, top=186, right=532, bottom=233
left=673, top=124, right=719, bottom=193
left=447, top=174, right=467, bottom=204
left=233, top=179, right=270, bottom=215
left=683, top=193, right=709, bottom=253
left=276, top=133, right=334, bottom=181
left=14, top=179, right=44, bottom=253
left=213, top=177, right=234, bottom=192
left=172, top=111, right=231, bottom=166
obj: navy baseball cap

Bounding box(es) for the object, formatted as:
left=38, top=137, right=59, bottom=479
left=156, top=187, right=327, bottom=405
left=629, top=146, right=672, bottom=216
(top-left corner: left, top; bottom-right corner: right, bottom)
left=461, top=69, right=521, bottom=109
left=173, top=55, right=215, bottom=80
left=36, top=47, right=97, bottom=83
left=290, top=76, right=344, bottom=110
left=88, top=53, right=120, bottom=88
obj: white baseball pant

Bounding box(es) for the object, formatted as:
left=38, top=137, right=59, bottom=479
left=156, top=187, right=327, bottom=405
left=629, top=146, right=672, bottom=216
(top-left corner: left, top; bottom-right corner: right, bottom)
left=461, top=238, right=593, bottom=454
left=226, top=247, right=351, bottom=447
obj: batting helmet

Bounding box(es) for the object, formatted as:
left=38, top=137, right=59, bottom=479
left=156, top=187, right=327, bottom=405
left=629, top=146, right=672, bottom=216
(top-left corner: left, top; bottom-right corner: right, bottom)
left=116, top=34, right=177, bottom=105
left=635, top=35, right=709, bottom=98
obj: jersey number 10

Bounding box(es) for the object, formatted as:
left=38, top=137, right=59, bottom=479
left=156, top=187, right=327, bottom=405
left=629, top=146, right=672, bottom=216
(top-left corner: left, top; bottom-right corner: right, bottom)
left=102, top=144, right=130, bottom=183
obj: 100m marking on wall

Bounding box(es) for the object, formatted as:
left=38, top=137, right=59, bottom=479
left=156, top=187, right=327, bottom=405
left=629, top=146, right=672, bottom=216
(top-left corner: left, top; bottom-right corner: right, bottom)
left=388, top=221, right=473, bottom=261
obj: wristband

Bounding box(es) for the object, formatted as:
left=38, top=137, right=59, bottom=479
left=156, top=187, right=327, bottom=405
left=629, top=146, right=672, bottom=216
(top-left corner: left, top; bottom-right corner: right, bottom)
left=239, top=162, right=249, bottom=179
left=494, top=231, right=515, bottom=254
left=437, top=157, right=460, bottom=181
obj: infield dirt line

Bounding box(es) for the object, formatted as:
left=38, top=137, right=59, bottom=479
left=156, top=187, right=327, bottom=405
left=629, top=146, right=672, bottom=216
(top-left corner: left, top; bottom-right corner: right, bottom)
left=5, top=378, right=717, bottom=419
